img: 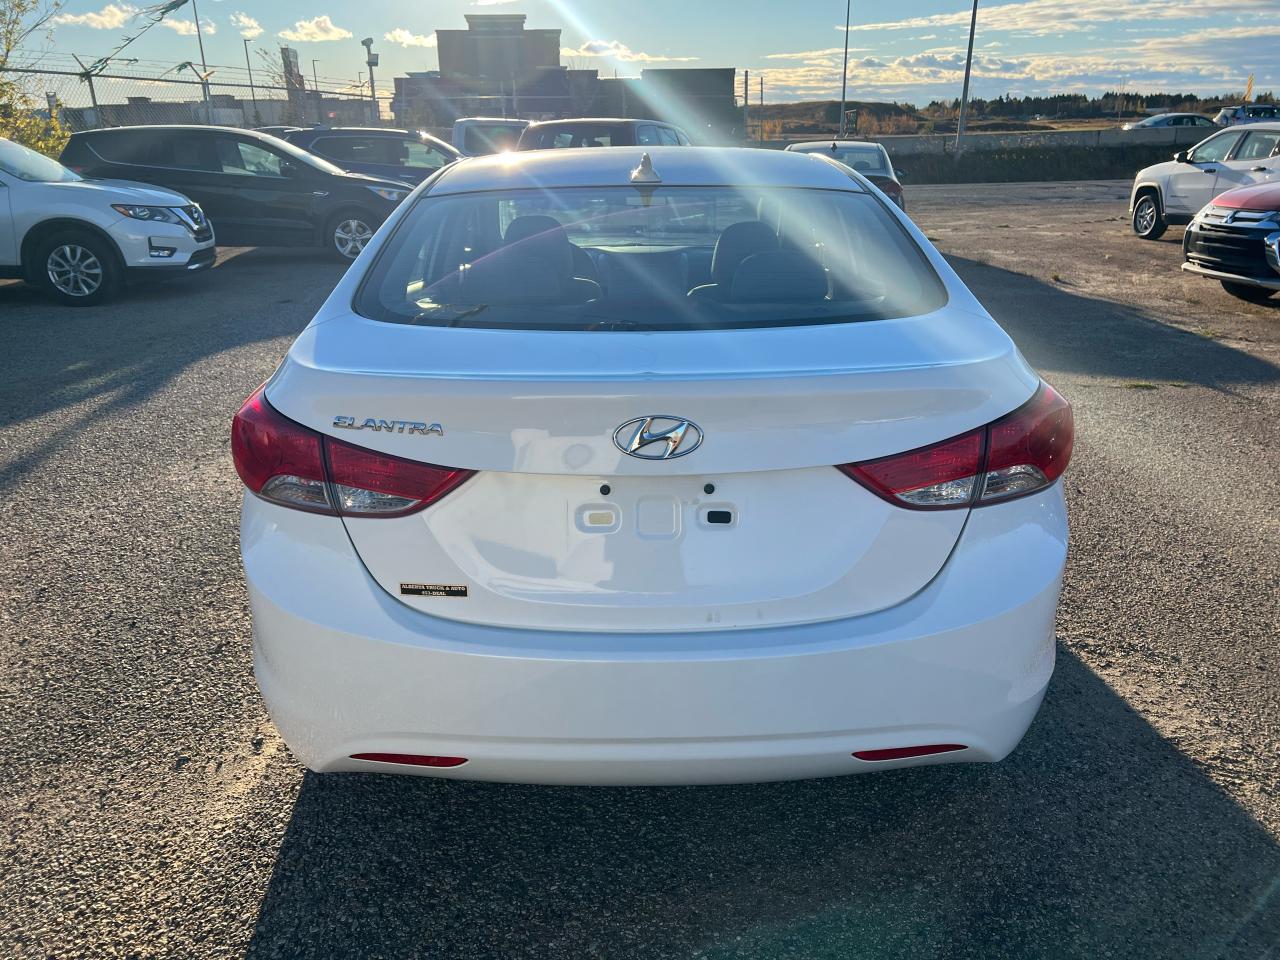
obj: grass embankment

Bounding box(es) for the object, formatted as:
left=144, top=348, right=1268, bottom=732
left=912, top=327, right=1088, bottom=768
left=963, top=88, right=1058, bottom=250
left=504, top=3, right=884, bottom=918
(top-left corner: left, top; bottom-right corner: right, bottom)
left=900, top=143, right=1179, bottom=184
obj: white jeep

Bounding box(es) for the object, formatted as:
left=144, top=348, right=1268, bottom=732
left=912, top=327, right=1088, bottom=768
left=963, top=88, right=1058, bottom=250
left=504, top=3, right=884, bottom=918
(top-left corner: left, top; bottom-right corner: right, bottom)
left=1129, top=123, right=1280, bottom=240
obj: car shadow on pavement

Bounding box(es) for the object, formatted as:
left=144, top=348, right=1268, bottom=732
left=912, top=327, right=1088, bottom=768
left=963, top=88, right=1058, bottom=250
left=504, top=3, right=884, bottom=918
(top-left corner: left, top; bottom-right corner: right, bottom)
left=0, top=249, right=344, bottom=488
left=945, top=257, right=1280, bottom=389
left=245, top=650, right=1279, bottom=960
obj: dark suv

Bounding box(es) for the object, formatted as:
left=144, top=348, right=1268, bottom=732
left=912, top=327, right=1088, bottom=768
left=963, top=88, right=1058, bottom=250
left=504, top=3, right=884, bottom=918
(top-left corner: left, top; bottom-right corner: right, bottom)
left=282, top=127, right=459, bottom=185
left=516, top=119, right=691, bottom=150
left=61, top=125, right=412, bottom=260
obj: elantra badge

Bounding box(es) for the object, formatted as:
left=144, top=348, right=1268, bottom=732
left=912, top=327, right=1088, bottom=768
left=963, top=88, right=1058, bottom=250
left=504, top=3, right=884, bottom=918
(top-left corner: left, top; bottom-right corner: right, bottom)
left=333, top=416, right=443, bottom=436
left=613, top=416, right=703, bottom=460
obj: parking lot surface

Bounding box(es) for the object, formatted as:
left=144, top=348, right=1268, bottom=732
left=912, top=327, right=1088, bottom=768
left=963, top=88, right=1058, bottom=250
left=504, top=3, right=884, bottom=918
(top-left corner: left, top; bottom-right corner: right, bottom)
left=2, top=181, right=1277, bottom=959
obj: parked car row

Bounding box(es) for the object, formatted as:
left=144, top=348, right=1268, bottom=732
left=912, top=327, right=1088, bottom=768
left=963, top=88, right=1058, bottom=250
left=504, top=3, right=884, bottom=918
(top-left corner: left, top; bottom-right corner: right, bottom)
left=1122, top=106, right=1279, bottom=131
left=4, top=116, right=916, bottom=308
left=1129, top=121, right=1279, bottom=302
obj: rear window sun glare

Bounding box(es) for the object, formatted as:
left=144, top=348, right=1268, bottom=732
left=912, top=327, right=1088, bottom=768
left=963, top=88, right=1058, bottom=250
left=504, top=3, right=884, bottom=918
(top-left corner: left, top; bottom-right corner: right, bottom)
left=354, top=185, right=945, bottom=332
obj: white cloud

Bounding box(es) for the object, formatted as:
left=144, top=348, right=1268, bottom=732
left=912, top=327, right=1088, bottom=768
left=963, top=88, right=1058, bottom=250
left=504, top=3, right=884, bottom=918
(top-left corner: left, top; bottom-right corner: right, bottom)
left=837, top=0, right=1268, bottom=37
left=278, top=15, right=352, bottom=43
left=160, top=17, right=215, bottom=36
left=230, top=12, right=262, bottom=40
left=53, top=3, right=135, bottom=29
left=385, top=27, right=436, bottom=48
left=759, top=23, right=1280, bottom=100
left=561, top=40, right=698, bottom=63
left=764, top=46, right=870, bottom=61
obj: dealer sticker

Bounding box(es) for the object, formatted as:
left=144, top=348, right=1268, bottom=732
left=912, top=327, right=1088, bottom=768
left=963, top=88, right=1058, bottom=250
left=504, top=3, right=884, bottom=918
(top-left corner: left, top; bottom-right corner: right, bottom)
left=400, top=583, right=468, bottom=598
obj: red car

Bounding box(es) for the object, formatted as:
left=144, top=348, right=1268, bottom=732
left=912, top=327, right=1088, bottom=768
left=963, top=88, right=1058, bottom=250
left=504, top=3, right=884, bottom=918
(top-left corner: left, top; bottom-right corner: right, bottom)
left=1182, top=180, right=1280, bottom=302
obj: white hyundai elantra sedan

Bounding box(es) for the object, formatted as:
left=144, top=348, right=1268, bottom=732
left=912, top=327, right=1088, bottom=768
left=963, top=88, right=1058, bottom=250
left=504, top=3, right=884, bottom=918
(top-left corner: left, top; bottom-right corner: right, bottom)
left=234, top=147, right=1072, bottom=785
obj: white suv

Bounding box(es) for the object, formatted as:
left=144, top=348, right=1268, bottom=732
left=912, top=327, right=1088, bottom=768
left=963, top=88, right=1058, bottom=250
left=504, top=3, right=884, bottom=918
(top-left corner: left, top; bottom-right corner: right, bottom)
left=0, top=137, right=215, bottom=305
left=1213, top=104, right=1280, bottom=127
left=1129, top=123, right=1280, bottom=239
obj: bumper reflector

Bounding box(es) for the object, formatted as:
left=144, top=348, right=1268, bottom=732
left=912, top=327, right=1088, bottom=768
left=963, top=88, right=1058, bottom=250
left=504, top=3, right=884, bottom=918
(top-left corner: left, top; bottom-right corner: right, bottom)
left=350, top=753, right=469, bottom=768
left=853, top=744, right=967, bottom=762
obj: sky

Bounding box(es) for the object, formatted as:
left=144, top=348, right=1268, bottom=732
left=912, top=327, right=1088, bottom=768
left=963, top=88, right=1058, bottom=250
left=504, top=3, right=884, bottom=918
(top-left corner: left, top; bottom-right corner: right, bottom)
left=22, top=0, right=1280, bottom=104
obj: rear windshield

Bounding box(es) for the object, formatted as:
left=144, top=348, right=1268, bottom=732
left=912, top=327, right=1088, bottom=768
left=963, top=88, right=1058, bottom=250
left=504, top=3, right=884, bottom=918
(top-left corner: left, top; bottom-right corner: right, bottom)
left=522, top=125, right=629, bottom=150
left=463, top=124, right=524, bottom=155
left=354, top=185, right=946, bottom=332
left=791, top=145, right=889, bottom=175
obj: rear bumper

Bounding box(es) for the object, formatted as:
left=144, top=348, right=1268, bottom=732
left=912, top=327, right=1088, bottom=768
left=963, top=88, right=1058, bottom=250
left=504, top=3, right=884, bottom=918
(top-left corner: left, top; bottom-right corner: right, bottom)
left=243, top=485, right=1067, bottom=785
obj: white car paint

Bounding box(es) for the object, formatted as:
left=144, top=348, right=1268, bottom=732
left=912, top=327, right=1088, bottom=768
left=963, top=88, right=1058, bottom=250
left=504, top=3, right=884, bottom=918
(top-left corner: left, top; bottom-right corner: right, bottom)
left=0, top=140, right=215, bottom=296
left=450, top=117, right=530, bottom=157
left=237, top=146, right=1072, bottom=785
left=1130, top=122, right=1280, bottom=223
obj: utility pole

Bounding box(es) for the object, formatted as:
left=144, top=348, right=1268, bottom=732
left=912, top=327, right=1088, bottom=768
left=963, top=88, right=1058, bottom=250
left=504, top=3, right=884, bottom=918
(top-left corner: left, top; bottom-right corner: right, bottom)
left=72, top=54, right=101, bottom=128
left=243, top=38, right=257, bottom=126
left=954, top=0, right=979, bottom=155
left=361, top=37, right=379, bottom=125
left=191, top=0, right=213, bottom=123
left=743, top=69, right=749, bottom=141
left=312, top=59, right=321, bottom=124
left=839, top=0, right=851, bottom=137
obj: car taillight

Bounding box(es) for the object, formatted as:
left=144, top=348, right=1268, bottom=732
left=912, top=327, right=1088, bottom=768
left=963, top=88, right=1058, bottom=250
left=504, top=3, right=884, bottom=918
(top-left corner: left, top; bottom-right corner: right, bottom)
left=327, top=437, right=472, bottom=517
left=231, top=388, right=331, bottom=513
left=838, top=383, right=1073, bottom=510
left=981, top=383, right=1073, bottom=502
left=231, top=387, right=473, bottom=517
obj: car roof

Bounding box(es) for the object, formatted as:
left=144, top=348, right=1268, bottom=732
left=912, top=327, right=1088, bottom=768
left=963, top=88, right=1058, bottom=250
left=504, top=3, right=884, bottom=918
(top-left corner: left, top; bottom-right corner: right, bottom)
left=431, top=146, right=863, bottom=195
left=786, top=140, right=885, bottom=151
left=73, top=124, right=272, bottom=138
left=296, top=126, right=413, bottom=136
left=524, top=118, right=664, bottom=128
left=1220, top=121, right=1280, bottom=131
left=454, top=117, right=529, bottom=125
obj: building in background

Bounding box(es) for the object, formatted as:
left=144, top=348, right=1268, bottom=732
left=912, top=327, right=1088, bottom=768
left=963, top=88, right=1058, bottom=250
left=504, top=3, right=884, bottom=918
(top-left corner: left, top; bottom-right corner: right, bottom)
left=436, top=14, right=560, bottom=81
left=392, top=14, right=741, bottom=143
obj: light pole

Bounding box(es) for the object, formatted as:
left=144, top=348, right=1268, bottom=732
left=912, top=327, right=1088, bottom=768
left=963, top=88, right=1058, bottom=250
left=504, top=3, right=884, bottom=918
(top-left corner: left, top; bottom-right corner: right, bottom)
left=361, top=37, right=379, bottom=125
left=312, top=59, right=322, bottom=124
left=191, top=0, right=212, bottom=123
left=838, top=0, right=851, bottom=138
left=955, top=0, right=979, bottom=156
left=243, top=38, right=257, bottom=126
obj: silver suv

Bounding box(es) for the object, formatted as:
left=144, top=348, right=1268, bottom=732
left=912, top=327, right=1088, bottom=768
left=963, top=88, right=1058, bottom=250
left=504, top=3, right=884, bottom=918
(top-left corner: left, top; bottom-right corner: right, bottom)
left=0, top=137, right=214, bottom=306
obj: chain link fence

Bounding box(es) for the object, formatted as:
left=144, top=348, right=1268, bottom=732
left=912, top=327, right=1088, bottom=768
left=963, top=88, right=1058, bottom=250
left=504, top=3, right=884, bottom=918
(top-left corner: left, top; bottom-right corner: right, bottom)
left=2, top=64, right=394, bottom=133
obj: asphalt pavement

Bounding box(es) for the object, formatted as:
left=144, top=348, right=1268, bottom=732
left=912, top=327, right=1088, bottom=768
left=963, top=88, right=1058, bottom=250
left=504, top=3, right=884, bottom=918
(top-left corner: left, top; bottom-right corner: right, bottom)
left=1, top=182, right=1277, bottom=959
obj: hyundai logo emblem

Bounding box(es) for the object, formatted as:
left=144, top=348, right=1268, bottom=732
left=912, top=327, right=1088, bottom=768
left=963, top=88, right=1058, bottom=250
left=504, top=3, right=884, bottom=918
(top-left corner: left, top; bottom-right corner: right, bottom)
left=613, top=416, right=703, bottom=460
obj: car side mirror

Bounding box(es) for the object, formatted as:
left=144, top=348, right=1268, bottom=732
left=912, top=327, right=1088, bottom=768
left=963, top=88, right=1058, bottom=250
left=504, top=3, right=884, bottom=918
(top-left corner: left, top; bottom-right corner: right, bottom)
left=1174, top=151, right=1190, bottom=164
left=895, top=168, right=908, bottom=181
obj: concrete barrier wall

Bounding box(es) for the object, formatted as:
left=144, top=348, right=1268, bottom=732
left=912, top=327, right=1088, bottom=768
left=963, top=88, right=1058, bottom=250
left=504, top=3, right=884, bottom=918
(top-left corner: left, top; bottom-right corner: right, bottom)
left=756, top=124, right=1215, bottom=156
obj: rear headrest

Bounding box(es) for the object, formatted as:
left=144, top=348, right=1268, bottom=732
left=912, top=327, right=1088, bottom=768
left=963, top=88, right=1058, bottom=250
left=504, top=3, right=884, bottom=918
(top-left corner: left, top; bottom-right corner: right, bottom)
left=730, top=250, right=828, bottom=303
left=504, top=215, right=573, bottom=277
left=461, top=246, right=563, bottom=304
left=755, top=196, right=782, bottom=233
left=710, top=220, right=778, bottom=286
